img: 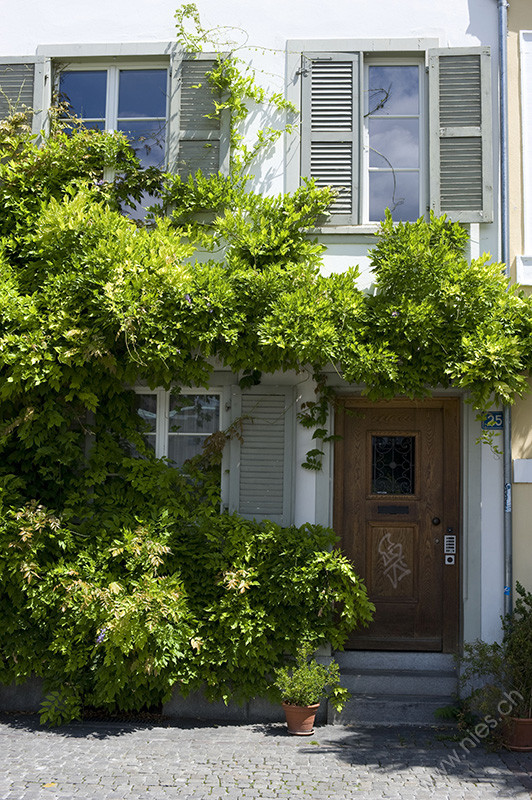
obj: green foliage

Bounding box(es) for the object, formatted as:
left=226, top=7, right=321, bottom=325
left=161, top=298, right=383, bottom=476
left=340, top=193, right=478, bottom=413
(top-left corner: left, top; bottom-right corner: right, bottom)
left=0, top=494, right=373, bottom=722
left=272, top=644, right=350, bottom=712
left=459, top=583, right=532, bottom=719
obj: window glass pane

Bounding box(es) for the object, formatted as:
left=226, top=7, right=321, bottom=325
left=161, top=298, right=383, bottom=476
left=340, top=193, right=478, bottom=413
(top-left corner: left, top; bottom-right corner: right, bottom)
left=372, top=436, right=415, bottom=494
left=368, top=66, right=419, bottom=116
left=167, top=435, right=205, bottom=468
left=117, top=120, right=166, bottom=168
left=59, top=71, right=107, bottom=119
left=118, top=70, right=167, bottom=118
left=136, top=394, right=157, bottom=432
left=369, top=118, right=419, bottom=168
left=169, top=395, right=220, bottom=434
left=369, top=171, right=420, bottom=222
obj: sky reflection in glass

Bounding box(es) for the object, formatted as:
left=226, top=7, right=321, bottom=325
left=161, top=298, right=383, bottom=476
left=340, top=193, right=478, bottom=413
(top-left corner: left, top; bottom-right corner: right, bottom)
left=368, top=65, right=420, bottom=221
left=59, top=71, right=107, bottom=119
left=118, top=70, right=167, bottom=118
left=368, top=66, right=419, bottom=116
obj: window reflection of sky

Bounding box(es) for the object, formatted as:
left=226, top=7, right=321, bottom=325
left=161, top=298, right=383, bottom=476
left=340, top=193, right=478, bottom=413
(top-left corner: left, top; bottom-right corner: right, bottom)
left=368, top=66, right=419, bottom=115
left=59, top=70, right=106, bottom=119
left=370, top=171, right=419, bottom=221
left=117, top=121, right=166, bottom=168
left=118, top=70, right=167, bottom=118
left=369, top=118, right=419, bottom=168
left=368, top=65, right=420, bottom=221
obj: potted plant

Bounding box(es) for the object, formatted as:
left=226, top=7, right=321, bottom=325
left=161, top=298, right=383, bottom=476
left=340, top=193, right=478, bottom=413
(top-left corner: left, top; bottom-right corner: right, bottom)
left=272, top=644, right=350, bottom=735
left=459, top=582, right=532, bottom=750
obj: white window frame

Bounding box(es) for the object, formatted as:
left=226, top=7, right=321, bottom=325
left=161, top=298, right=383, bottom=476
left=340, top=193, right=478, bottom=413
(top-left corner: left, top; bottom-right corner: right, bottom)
left=362, top=56, right=427, bottom=225
left=286, top=37, right=439, bottom=232
left=133, top=386, right=225, bottom=461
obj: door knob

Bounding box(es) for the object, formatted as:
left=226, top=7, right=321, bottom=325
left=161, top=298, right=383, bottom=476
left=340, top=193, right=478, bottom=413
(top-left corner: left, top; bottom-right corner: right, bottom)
left=432, top=517, right=441, bottom=526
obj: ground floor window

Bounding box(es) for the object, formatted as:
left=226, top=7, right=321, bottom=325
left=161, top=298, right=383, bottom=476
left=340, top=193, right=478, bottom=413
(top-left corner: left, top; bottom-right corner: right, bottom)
left=135, top=389, right=220, bottom=468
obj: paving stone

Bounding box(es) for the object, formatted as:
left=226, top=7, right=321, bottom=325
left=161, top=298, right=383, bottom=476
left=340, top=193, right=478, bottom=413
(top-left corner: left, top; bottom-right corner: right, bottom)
left=0, top=716, right=531, bottom=799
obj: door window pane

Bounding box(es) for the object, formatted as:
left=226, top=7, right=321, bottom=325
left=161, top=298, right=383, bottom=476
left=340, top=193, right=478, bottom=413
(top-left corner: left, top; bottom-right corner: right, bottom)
left=372, top=435, right=415, bottom=494
left=169, top=395, right=220, bottom=434
left=135, top=394, right=157, bottom=453
left=168, top=394, right=220, bottom=468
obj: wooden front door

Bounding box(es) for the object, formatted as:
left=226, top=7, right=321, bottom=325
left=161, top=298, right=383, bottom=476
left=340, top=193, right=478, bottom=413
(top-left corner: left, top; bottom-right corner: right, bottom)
left=334, top=398, right=460, bottom=652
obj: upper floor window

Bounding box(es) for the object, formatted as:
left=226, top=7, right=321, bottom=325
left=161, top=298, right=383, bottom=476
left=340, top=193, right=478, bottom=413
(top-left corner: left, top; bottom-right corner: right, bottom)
left=294, top=43, right=493, bottom=227
left=0, top=45, right=229, bottom=180
left=59, top=67, right=168, bottom=168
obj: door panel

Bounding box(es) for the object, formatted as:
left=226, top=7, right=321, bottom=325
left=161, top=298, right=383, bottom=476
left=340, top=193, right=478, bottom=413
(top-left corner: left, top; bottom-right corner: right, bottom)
left=334, top=398, right=460, bottom=652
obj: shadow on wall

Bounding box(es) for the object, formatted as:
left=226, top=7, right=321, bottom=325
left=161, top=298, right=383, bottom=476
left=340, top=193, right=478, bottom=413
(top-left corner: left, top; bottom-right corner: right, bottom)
left=466, top=0, right=499, bottom=46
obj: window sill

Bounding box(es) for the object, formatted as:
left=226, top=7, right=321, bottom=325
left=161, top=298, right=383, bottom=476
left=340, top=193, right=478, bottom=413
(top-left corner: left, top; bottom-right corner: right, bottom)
left=309, top=224, right=381, bottom=236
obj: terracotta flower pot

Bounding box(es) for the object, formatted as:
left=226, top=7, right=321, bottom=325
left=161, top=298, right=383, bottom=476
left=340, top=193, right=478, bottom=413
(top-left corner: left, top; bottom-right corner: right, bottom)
left=503, top=717, right=532, bottom=751
left=282, top=701, right=320, bottom=735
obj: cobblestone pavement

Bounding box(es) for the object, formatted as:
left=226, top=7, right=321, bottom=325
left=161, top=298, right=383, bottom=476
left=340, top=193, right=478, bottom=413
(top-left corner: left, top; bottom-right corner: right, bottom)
left=0, top=715, right=531, bottom=800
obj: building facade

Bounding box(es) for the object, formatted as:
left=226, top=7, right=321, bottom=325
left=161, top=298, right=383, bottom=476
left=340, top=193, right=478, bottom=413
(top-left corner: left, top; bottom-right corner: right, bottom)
left=0, top=0, right=516, bottom=719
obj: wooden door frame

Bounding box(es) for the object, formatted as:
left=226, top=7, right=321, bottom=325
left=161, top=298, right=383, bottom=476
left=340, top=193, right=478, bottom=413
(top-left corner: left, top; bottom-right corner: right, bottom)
left=333, top=396, right=461, bottom=653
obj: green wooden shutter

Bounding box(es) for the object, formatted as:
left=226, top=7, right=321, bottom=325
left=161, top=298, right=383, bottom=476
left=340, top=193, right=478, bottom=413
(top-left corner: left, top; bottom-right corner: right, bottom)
left=429, top=47, right=493, bottom=223
left=167, top=55, right=223, bottom=177
left=0, top=61, right=35, bottom=120
left=300, top=53, right=360, bottom=225
left=229, top=386, right=294, bottom=525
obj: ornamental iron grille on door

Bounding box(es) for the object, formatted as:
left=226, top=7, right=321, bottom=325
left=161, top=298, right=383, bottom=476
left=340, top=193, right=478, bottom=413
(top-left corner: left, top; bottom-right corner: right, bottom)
left=371, top=435, right=415, bottom=495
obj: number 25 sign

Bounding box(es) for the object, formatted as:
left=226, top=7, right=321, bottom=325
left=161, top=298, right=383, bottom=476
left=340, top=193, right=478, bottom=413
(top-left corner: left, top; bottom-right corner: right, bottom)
left=481, top=411, right=504, bottom=430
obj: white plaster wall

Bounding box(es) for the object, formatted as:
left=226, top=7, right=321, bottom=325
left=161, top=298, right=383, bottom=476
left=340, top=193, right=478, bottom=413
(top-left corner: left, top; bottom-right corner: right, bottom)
left=479, top=433, right=505, bottom=641
left=462, top=404, right=505, bottom=644
left=1, top=0, right=498, bottom=55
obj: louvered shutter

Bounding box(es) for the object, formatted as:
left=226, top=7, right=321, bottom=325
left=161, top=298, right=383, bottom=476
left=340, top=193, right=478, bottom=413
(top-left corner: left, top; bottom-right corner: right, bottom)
left=0, top=62, right=35, bottom=120
left=301, top=53, right=360, bottom=225
left=229, top=387, right=294, bottom=525
left=429, top=47, right=493, bottom=223
left=167, top=55, right=224, bottom=177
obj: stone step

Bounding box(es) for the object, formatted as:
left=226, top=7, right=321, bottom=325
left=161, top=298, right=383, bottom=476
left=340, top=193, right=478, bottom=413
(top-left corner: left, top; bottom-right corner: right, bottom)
left=330, top=651, right=458, bottom=725
left=333, top=650, right=456, bottom=671
left=340, top=668, right=457, bottom=696
left=329, top=693, right=456, bottom=726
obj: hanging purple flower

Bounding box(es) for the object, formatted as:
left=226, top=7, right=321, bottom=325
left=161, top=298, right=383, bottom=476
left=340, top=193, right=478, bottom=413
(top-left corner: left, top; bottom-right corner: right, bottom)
left=184, top=294, right=192, bottom=305
left=96, top=627, right=108, bottom=644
